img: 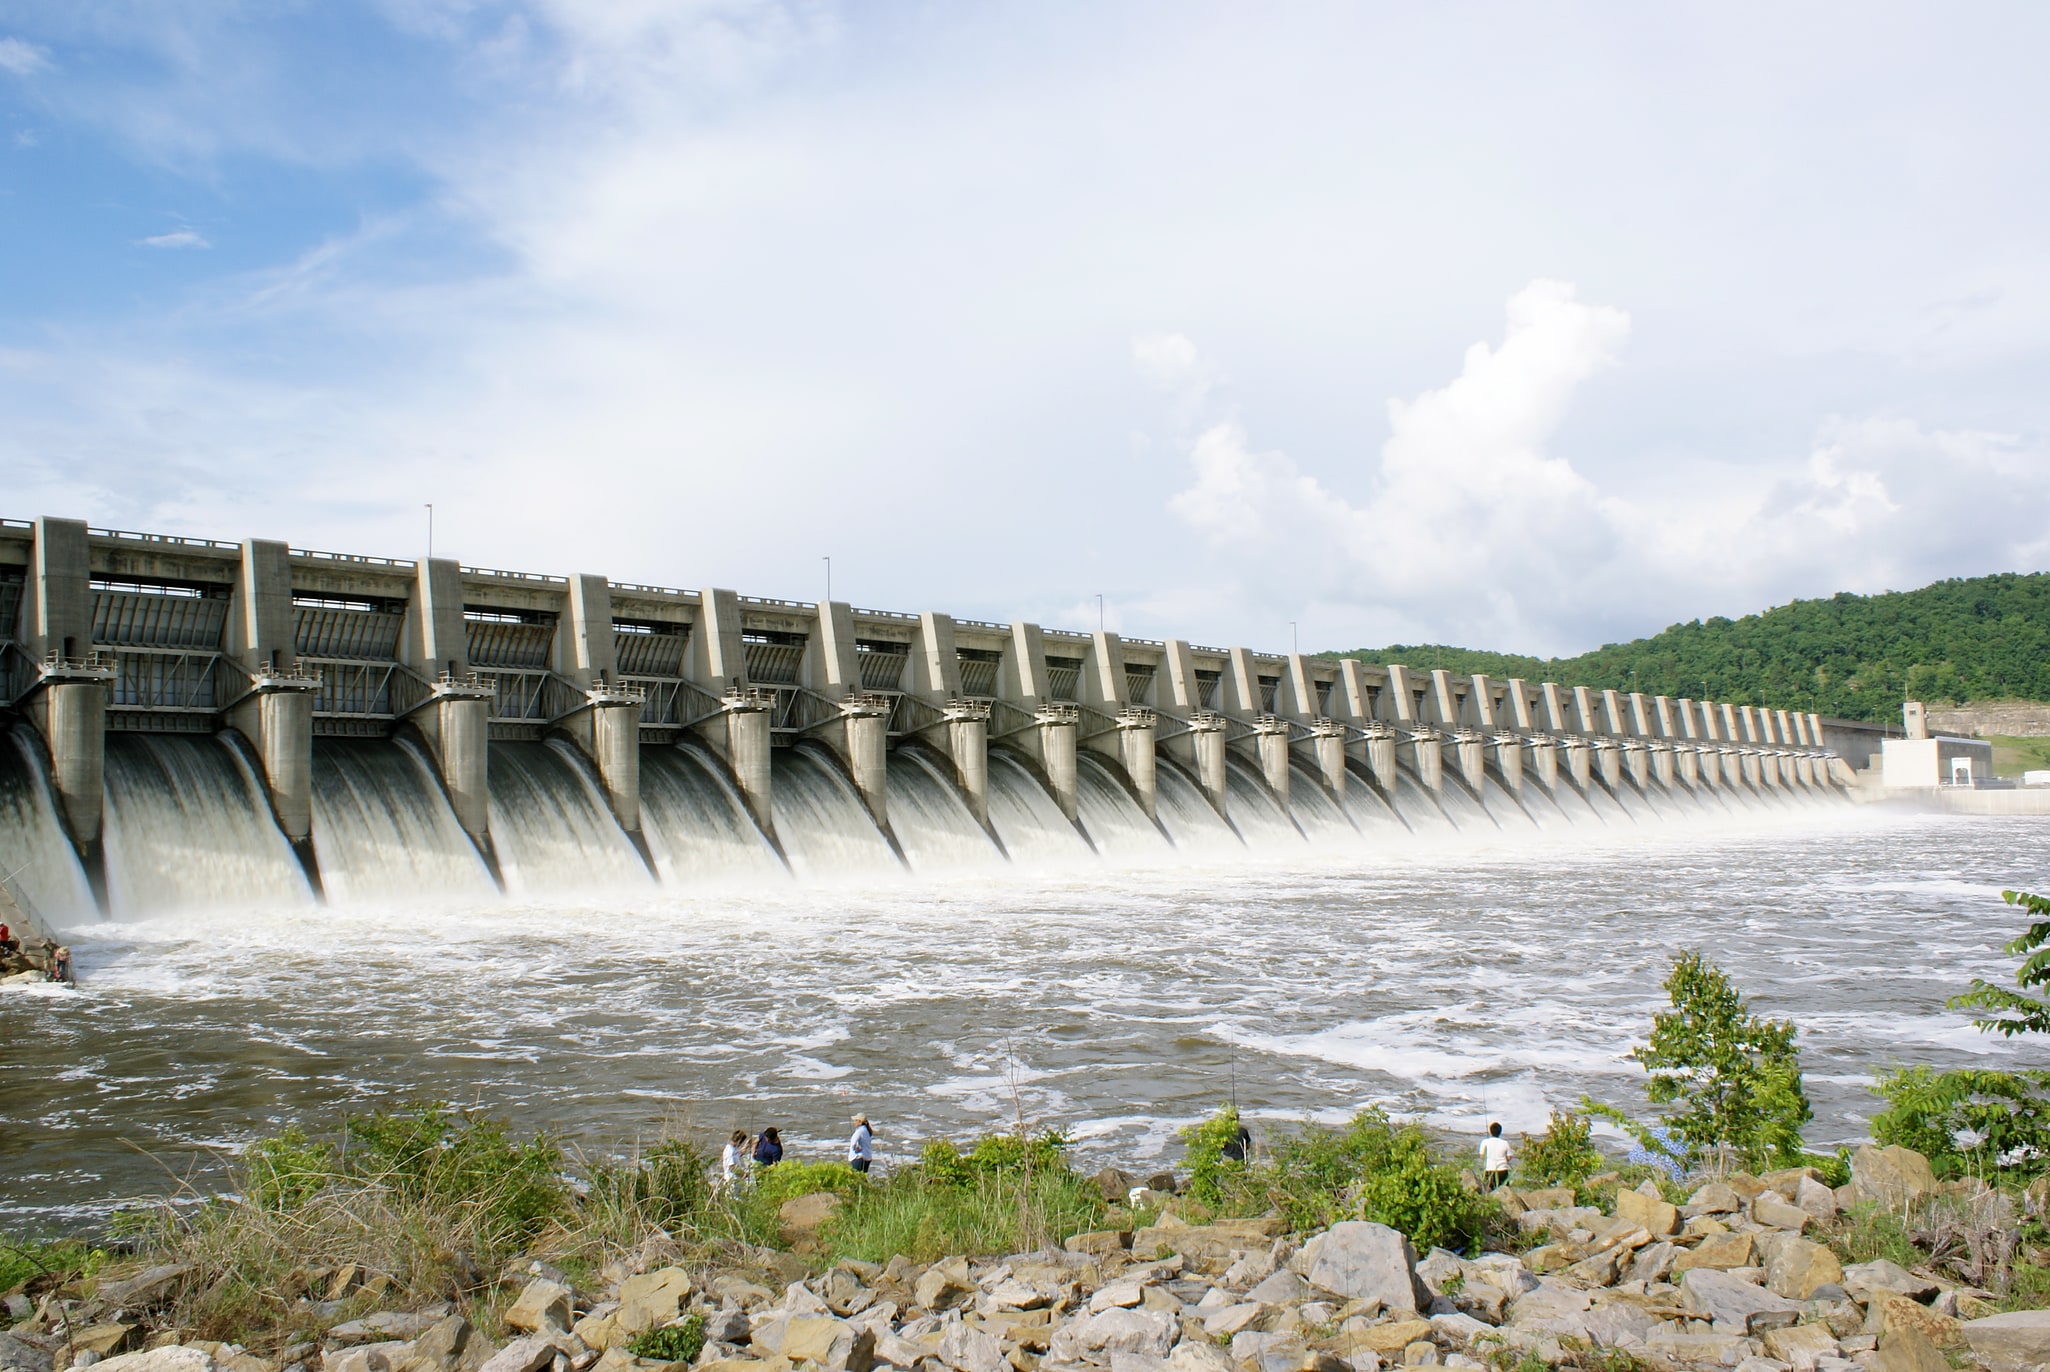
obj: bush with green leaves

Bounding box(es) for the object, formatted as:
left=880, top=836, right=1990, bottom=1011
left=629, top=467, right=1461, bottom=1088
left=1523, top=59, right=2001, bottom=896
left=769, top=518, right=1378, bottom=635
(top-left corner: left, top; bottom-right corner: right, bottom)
left=1590, top=951, right=1808, bottom=1173
left=1954, top=890, right=2050, bottom=1038
left=341, top=1102, right=566, bottom=1248
left=587, top=1140, right=712, bottom=1230
left=627, top=1312, right=705, bottom=1363
left=1514, top=1111, right=1604, bottom=1189
left=1249, top=1109, right=1496, bottom=1253
left=920, top=1130, right=1070, bottom=1187
left=1181, top=1106, right=1252, bottom=1209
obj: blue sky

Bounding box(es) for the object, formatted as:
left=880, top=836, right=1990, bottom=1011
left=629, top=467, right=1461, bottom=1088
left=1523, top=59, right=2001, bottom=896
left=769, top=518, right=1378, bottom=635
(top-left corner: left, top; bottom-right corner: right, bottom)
left=3, top=3, right=2047, bottom=656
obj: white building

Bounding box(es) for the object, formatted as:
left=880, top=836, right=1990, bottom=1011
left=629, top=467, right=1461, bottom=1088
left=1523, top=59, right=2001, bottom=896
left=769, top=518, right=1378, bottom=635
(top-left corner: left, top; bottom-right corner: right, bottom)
left=1882, top=700, right=1995, bottom=788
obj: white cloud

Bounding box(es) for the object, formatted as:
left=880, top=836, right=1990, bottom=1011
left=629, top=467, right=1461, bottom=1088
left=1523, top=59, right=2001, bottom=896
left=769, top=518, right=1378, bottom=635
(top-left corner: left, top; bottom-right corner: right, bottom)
left=139, top=229, right=210, bottom=249
left=0, top=37, right=49, bottom=76
left=1160, top=280, right=2050, bottom=654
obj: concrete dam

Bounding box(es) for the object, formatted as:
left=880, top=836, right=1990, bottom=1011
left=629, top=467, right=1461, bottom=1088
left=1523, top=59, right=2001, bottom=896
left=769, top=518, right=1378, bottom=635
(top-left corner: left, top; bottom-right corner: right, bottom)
left=0, top=516, right=1851, bottom=918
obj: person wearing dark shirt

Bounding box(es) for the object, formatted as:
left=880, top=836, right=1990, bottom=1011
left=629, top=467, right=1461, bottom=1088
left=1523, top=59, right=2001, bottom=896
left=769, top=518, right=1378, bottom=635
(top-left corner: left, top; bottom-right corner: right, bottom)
left=753, top=1126, right=784, bottom=1167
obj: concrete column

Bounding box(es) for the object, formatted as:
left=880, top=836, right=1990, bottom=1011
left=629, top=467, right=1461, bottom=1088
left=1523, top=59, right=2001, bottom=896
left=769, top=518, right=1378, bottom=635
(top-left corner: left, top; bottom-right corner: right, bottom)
left=949, top=710, right=990, bottom=825
left=1366, top=726, right=1400, bottom=792
left=1310, top=724, right=1348, bottom=800
left=229, top=539, right=320, bottom=849
left=1623, top=743, right=1651, bottom=790
left=561, top=574, right=620, bottom=685
left=1566, top=740, right=1594, bottom=790
left=1456, top=732, right=1488, bottom=793
left=409, top=557, right=470, bottom=677
left=1539, top=682, right=1573, bottom=734
left=1597, top=743, right=1625, bottom=792
left=727, top=701, right=776, bottom=834
left=29, top=675, right=108, bottom=854
left=558, top=687, right=646, bottom=832
left=416, top=689, right=492, bottom=838
left=1119, top=715, right=1158, bottom=820
left=1601, top=689, right=1631, bottom=736
left=1651, top=743, right=1677, bottom=788
left=23, top=521, right=108, bottom=864
left=1161, top=639, right=1228, bottom=818
left=845, top=706, right=890, bottom=827
left=810, top=600, right=862, bottom=696
left=1039, top=709, right=1078, bottom=822
left=1255, top=719, right=1291, bottom=807
left=1531, top=737, right=1561, bottom=791
left=693, top=588, right=748, bottom=692
left=1193, top=720, right=1229, bottom=810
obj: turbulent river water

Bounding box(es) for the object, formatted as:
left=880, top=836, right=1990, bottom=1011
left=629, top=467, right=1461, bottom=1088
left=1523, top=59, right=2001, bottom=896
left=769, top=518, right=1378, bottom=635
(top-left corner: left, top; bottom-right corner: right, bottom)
left=2, top=799, right=2043, bottom=1229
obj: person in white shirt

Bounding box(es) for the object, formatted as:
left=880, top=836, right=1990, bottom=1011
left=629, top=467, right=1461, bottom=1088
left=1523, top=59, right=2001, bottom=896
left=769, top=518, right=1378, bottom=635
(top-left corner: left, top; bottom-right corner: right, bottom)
left=848, top=1115, right=876, bottom=1174
left=721, top=1130, right=749, bottom=1189
left=1478, top=1122, right=1512, bottom=1190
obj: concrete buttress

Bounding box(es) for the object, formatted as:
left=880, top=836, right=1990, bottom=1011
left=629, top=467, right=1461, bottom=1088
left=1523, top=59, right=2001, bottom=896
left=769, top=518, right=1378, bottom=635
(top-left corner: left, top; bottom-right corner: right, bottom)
left=1159, top=640, right=1227, bottom=819
left=227, top=541, right=322, bottom=874
left=21, top=519, right=109, bottom=874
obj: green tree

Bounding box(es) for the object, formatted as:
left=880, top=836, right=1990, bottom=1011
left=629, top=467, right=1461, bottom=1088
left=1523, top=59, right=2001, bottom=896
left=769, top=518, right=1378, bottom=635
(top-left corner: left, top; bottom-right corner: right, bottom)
left=1952, top=889, right=2050, bottom=1037
left=1615, top=952, right=1810, bottom=1171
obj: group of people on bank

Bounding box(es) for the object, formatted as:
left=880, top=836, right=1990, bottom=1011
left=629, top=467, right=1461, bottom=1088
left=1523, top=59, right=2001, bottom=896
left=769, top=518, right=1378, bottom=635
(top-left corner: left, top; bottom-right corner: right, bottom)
left=0, top=922, right=71, bottom=985
left=720, top=1115, right=876, bottom=1187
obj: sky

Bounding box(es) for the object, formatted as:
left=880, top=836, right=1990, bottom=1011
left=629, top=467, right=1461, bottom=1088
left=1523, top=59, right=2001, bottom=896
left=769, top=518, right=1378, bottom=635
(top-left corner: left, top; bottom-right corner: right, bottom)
left=1, top=2, right=2047, bottom=658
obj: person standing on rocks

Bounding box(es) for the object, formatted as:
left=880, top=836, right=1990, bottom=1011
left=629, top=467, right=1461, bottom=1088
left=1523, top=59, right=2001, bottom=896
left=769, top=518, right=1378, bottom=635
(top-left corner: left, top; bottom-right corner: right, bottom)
left=847, top=1115, right=875, bottom=1174
left=1479, top=1121, right=1511, bottom=1189
left=753, top=1126, right=784, bottom=1169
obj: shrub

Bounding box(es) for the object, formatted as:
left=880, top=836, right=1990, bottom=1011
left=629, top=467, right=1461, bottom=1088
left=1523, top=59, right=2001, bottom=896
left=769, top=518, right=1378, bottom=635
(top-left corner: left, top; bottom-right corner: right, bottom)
left=1354, top=1128, right=1494, bottom=1254
left=243, top=1128, right=337, bottom=1210
left=1182, top=1107, right=1253, bottom=1209
left=587, top=1140, right=712, bottom=1231
left=628, top=1312, right=705, bottom=1363
left=1870, top=1066, right=2050, bottom=1178
left=1953, top=890, right=2050, bottom=1038
left=343, top=1102, right=566, bottom=1248
left=1596, top=951, right=1809, bottom=1173
left=751, top=1159, right=867, bottom=1206
left=1252, top=1109, right=1495, bottom=1252
left=1515, top=1111, right=1604, bottom=1189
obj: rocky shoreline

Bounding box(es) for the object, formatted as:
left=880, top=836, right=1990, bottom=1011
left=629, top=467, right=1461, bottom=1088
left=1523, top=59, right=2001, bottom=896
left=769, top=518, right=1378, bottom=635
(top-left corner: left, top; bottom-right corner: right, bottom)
left=6, top=1142, right=2049, bottom=1372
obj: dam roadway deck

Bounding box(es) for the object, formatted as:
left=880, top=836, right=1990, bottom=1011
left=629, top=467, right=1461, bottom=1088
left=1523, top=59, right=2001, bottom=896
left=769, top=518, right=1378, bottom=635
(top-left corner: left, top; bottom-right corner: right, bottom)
left=0, top=515, right=1848, bottom=907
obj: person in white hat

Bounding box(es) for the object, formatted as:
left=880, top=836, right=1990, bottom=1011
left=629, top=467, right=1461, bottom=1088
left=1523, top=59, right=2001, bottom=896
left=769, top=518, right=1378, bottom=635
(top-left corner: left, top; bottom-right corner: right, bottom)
left=847, top=1115, right=875, bottom=1174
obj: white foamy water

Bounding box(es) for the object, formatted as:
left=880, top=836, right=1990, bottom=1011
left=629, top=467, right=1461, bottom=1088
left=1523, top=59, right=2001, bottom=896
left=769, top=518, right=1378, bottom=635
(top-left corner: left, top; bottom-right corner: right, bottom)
left=3, top=803, right=2043, bottom=1226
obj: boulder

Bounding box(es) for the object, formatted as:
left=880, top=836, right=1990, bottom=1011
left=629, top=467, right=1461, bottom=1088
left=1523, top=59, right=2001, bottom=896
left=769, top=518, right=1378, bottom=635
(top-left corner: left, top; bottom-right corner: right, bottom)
left=1613, top=1188, right=1679, bottom=1237
left=1096, top=1168, right=1139, bottom=1202
left=914, top=1258, right=975, bottom=1313
left=776, top=1315, right=874, bottom=1372
left=1867, top=1291, right=1963, bottom=1349
left=0, top=1334, right=54, bottom=1372
left=1520, top=1188, right=1578, bottom=1210
left=1644, top=1329, right=1759, bottom=1367
left=1331, top=1321, right=1435, bottom=1357
left=87, top=1353, right=213, bottom=1372
left=1199, top=1304, right=1264, bottom=1338
left=329, top=1316, right=442, bottom=1346
left=1047, top=1309, right=1178, bottom=1363
left=1580, top=1302, right=1657, bottom=1349
left=1764, top=1238, right=1842, bottom=1300
left=1965, top=1310, right=2050, bottom=1372
left=779, top=1193, right=843, bottom=1252
left=1872, top=1326, right=1949, bottom=1372
left=1752, top=1194, right=1811, bottom=1231
left=1246, top=1272, right=1309, bottom=1306
left=1507, top=1282, right=1593, bottom=1341
left=616, top=1268, right=693, bottom=1334
left=504, top=1280, right=573, bottom=1336
left=1794, top=1176, right=1839, bottom=1222
left=1685, top=1182, right=1743, bottom=1216
left=412, top=1317, right=473, bottom=1372
left=1168, top=1346, right=1234, bottom=1372
left=1761, top=1324, right=1839, bottom=1372
left=1623, top=1241, right=1675, bottom=1285
left=1850, top=1146, right=1936, bottom=1207
left=474, top=1340, right=555, bottom=1372
left=1679, top=1269, right=1804, bottom=1335
left=69, top=1328, right=139, bottom=1360
left=94, top=1265, right=197, bottom=1312
left=1297, top=1223, right=1419, bottom=1313
left=935, top=1324, right=1004, bottom=1372
left=1841, top=1261, right=1939, bottom=1302
left=1066, top=1231, right=1132, bottom=1256
left=1672, top=1232, right=1753, bottom=1273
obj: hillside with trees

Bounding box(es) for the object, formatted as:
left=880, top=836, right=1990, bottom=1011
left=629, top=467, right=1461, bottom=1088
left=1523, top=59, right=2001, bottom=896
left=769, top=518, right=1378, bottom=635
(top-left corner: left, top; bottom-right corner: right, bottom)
left=1334, top=572, right=2050, bottom=723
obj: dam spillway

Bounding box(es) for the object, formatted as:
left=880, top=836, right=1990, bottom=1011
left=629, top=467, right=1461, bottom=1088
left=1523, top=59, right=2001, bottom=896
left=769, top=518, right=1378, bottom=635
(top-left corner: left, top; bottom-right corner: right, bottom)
left=0, top=515, right=1854, bottom=922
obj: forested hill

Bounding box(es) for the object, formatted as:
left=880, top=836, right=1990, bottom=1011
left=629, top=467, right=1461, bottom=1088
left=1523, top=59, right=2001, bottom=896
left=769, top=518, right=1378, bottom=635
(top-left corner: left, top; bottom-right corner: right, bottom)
left=1332, top=572, right=2050, bottom=724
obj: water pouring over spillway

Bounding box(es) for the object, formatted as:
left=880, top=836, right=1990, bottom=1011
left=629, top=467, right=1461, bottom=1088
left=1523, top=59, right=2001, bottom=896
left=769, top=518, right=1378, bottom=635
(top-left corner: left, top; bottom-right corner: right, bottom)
left=0, top=516, right=1858, bottom=924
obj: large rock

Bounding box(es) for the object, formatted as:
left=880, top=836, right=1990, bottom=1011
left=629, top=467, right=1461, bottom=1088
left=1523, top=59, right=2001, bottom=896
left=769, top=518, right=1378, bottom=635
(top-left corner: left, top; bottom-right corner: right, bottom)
left=1507, top=1282, right=1593, bottom=1341
left=1684, top=1182, right=1742, bottom=1216
left=413, top=1317, right=473, bottom=1372
left=1761, top=1324, right=1839, bottom=1372
left=1133, top=1220, right=1280, bottom=1271
left=1614, top=1188, right=1679, bottom=1237
left=474, top=1342, right=556, bottom=1372
left=1795, top=1176, right=1839, bottom=1222
left=503, top=1280, right=573, bottom=1336
left=616, top=1268, right=693, bottom=1334
left=329, top=1315, right=442, bottom=1346
left=780, top=1317, right=873, bottom=1372
left=936, top=1324, right=1004, bottom=1372
left=1765, top=1237, right=1843, bottom=1300
left=88, top=1352, right=213, bottom=1372
left=1581, top=1302, right=1657, bottom=1349
left=1673, top=1231, right=1754, bottom=1273
left=914, top=1258, right=975, bottom=1313
left=1066, top=1231, right=1131, bottom=1256
left=1868, top=1291, right=1963, bottom=1349
left=94, top=1265, right=196, bottom=1312
left=1842, top=1260, right=1940, bottom=1302
left=0, top=1333, right=54, bottom=1372
left=1752, top=1193, right=1812, bottom=1231
left=1872, top=1325, right=1949, bottom=1372
left=1851, top=1146, right=1936, bottom=1207
left=1965, top=1310, right=2050, bottom=1372
left=779, top=1193, right=842, bottom=1252
left=1331, top=1321, right=1434, bottom=1357
left=69, top=1328, right=138, bottom=1359
left=1296, top=1223, right=1419, bottom=1313
left=1678, top=1268, right=1803, bottom=1335
left=1048, top=1310, right=1178, bottom=1363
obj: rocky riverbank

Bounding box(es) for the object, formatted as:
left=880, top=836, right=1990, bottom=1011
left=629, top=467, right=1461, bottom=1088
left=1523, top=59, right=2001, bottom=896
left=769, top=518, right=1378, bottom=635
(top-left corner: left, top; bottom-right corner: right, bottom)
left=7, top=1142, right=2049, bottom=1372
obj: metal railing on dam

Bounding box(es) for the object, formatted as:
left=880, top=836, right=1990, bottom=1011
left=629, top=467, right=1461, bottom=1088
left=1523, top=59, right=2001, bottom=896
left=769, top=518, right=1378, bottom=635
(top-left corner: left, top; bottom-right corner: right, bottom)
left=0, top=515, right=1849, bottom=909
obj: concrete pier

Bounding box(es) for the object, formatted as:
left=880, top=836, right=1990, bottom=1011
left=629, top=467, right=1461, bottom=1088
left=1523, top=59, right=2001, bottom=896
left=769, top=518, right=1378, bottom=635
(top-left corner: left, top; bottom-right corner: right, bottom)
left=0, top=513, right=1850, bottom=906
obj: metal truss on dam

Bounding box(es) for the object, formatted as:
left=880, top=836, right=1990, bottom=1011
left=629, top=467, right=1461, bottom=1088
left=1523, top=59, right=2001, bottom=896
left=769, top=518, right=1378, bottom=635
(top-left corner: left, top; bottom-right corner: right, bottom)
left=0, top=516, right=1849, bottom=897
